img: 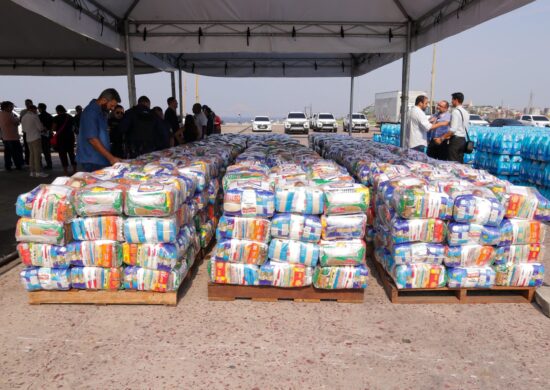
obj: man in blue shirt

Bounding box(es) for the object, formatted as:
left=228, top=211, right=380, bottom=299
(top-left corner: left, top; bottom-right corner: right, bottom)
left=427, top=100, right=451, bottom=160
left=76, top=88, right=122, bottom=172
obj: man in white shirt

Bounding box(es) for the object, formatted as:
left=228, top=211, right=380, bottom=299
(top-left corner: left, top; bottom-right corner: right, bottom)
left=437, top=92, right=470, bottom=163
left=404, top=95, right=446, bottom=152
left=192, top=103, right=207, bottom=140
left=21, top=105, right=48, bottom=177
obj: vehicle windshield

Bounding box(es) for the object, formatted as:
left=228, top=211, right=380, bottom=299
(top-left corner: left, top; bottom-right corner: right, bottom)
left=288, top=113, right=306, bottom=119
left=318, top=114, right=334, bottom=120
left=254, top=116, right=270, bottom=122
left=352, top=114, right=365, bottom=119
left=470, top=115, right=482, bottom=120
left=533, top=116, right=549, bottom=121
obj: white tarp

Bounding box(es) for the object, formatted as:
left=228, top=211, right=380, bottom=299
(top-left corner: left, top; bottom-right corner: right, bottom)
left=6, top=0, right=533, bottom=77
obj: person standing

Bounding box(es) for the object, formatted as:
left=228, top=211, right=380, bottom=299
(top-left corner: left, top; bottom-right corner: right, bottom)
left=183, top=114, right=199, bottom=143
left=21, top=105, right=47, bottom=177
left=20, top=98, right=33, bottom=165
left=0, top=101, right=24, bottom=171
left=438, top=92, right=470, bottom=163
left=192, top=103, right=207, bottom=140
left=37, top=103, right=53, bottom=170
left=404, top=95, right=446, bottom=152
left=119, top=96, right=162, bottom=158
left=152, top=106, right=172, bottom=150
left=108, top=105, right=125, bottom=158
left=164, top=97, right=181, bottom=145
left=52, top=105, right=76, bottom=175
left=76, top=88, right=122, bottom=172
left=202, top=105, right=214, bottom=137
left=73, top=105, right=83, bottom=135
left=427, top=100, right=451, bottom=160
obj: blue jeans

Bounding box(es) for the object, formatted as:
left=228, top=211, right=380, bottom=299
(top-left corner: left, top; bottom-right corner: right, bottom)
left=78, top=162, right=108, bottom=172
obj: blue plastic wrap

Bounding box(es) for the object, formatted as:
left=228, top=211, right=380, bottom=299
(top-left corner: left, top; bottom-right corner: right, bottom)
left=452, top=194, right=505, bottom=226
left=259, top=261, right=313, bottom=287
left=207, top=259, right=260, bottom=285
left=268, top=238, right=320, bottom=267
left=20, top=267, right=71, bottom=291
left=447, top=223, right=501, bottom=246
left=494, top=263, right=545, bottom=287
left=271, top=213, right=322, bottom=243
left=445, top=245, right=495, bottom=267
left=447, top=267, right=496, bottom=288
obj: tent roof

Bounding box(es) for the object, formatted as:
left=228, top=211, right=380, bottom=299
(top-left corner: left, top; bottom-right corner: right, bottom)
left=7, top=0, right=533, bottom=77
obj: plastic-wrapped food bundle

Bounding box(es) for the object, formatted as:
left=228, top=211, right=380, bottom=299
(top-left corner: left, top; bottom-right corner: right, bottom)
left=445, top=245, right=495, bottom=267
left=207, top=259, right=260, bottom=285
left=500, top=186, right=549, bottom=220
left=222, top=166, right=269, bottom=191
left=123, top=263, right=188, bottom=292
left=453, top=194, right=505, bottom=226
left=383, top=218, right=446, bottom=244
left=390, top=263, right=447, bottom=289
left=447, top=267, right=496, bottom=288
left=318, top=239, right=366, bottom=266
left=223, top=185, right=275, bottom=218
left=125, top=182, right=179, bottom=217
left=199, top=220, right=215, bottom=248
left=71, top=216, right=124, bottom=241
left=20, top=267, right=71, bottom=291
left=193, top=189, right=209, bottom=210
left=323, top=182, right=370, bottom=215
left=208, top=179, right=220, bottom=205
left=388, top=242, right=446, bottom=265
left=498, top=219, right=545, bottom=246
left=17, top=243, right=69, bottom=268
left=268, top=238, right=319, bottom=266
left=494, top=244, right=544, bottom=265
left=122, top=242, right=180, bottom=271
left=123, top=217, right=179, bottom=243
left=259, top=262, right=313, bottom=287
left=320, top=214, right=367, bottom=241
left=75, top=182, right=125, bottom=216
left=178, top=164, right=209, bottom=192
left=391, top=187, right=453, bottom=220
left=16, top=185, right=75, bottom=222
left=313, top=264, right=369, bottom=289
left=274, top=184, right=324, bottom=214
left=217, top=215, right=271, bottom=243
left=447, top=223, right=501, bottom=246
left=67, top=240, right=123, bottom=267
left=271, top=213, right=322, bottom=243
left=213, top=239, right=269, bottom=265
left=494, top=263, right=545, bottom=287
left=70, top=267, right=122, bottom=290
left=16, top=218, right=67, bottom=245
left=269, top=164, right=307, bottom=185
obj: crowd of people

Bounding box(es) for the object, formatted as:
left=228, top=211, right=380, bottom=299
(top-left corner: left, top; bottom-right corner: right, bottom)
left=0, top=88, right=222, bottom=175
left=404, top=91, right=470, bottom=163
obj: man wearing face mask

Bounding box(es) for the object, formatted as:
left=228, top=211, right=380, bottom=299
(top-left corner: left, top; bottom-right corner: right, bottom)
left=76, top=88, right=122, bottom=172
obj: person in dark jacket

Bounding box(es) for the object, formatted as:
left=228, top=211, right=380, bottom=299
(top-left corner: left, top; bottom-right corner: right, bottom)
left=52, top=105, right=76, bottom=175
left=152, top=106, right=171, bottom=150
left=73, top=105, right=83, bottom=135
left=37, top=103, right=53, bottom=169
left=164, top=97, right=181, bottom=145
left=183, top=114, right=200, bottom=143
left=119, top=96, right=163, bottom=158
left=202, top=105, right=215, bottom=137
left=108, top=105, right=125, bottom=158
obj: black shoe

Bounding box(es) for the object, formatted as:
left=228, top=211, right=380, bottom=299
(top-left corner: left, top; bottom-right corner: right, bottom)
left=45, top=166, right=53, bottom=170
left=5, top=167, right=12, bottom=171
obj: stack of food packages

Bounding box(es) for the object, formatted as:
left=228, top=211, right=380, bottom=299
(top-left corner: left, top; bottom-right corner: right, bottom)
left=17, top=135, right=248, bottom=293
left=309, top=134, right=547, bottom=289
left=208, top=134, right=369, bottom=289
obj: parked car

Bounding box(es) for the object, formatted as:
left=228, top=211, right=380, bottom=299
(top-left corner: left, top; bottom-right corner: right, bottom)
left=489, top=119, right=524, bottom=127
left=343, top=113, right=369, bottom=132
left=519, top=114, right=550, bottom=128
left=469, top=114, right=489, bottom=126
left=310, top=113, right=337, bottom=132
left=252, top=116, right=272, bottom=132
left=284, top=112, right=309, bottom=134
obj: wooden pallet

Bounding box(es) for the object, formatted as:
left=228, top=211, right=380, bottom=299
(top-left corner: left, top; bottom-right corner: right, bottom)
left=373, top=260, right=536, bottom=304
left=27, top=246, right=207, bottom=306
left=208, top=283, right=364, bottom=303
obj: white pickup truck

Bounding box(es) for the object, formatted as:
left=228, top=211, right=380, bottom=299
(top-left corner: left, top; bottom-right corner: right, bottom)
left=519, top=114, right=550, bottom=128
left=311, top=113, right=338, bottom=132
left=284, top=112, right=309, bottom=134
left=343, top=113, right=369, bottom=133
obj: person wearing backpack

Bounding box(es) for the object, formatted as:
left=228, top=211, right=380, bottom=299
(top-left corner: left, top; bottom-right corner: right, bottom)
left=119, top=96, right=164, bottom=158
left=435, top=92, right=470, bottom=163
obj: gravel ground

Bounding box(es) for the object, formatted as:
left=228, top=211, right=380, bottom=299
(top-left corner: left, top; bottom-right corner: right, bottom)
left=1, top=125, right=548, bottom=389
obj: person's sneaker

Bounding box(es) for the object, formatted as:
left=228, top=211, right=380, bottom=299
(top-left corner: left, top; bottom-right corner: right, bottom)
left=29, top=172, right=36, bottom=177
left=35, top=172, right=49, bottom=178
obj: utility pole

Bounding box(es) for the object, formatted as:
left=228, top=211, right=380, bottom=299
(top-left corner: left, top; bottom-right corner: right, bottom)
left=429, top=44, right=437, bottom=114
left=195, top=75, right=200, bottom=103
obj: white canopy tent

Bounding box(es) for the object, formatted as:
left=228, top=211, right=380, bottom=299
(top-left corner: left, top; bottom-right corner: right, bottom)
left=6, top=0, right=533, bottom=141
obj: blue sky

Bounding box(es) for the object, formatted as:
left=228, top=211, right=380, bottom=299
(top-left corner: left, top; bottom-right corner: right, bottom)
left=1, top=0, right=548, bottom=118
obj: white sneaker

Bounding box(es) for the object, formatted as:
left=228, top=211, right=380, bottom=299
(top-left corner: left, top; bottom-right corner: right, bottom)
left=35, top=172, right=49, bottom=178
left=29, top=172, right=36, bottom=177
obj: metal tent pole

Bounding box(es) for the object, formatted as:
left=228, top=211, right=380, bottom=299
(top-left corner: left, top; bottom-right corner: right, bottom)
left=178, top=67, right=183, bottom=118
left=170, top=71, right=176, bottom=99
left=124, top=20, right=136, bottom=107
left=399, top=20, right=412, bottom=148
left=348, top=66, right=355, bottom=136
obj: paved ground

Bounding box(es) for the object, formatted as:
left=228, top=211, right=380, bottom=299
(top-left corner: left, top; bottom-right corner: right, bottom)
left=1, top=125, right=549, bottom=389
